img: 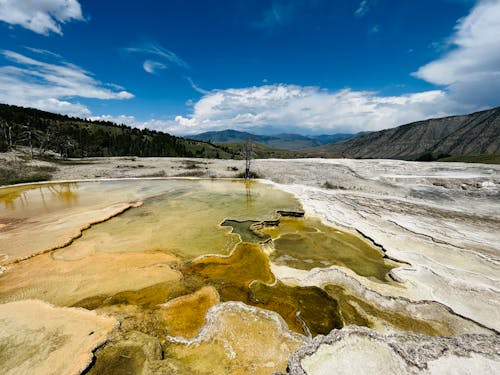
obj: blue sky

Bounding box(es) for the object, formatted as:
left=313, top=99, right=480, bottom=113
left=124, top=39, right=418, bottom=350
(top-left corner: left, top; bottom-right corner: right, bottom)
left=0, top=0, right=499, bottom=135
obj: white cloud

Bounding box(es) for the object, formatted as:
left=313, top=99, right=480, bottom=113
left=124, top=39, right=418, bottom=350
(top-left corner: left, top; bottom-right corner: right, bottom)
left=369, top=24, right=380, bottom=34
left=0, top=0, right=84, bottom=35
left=143, top=60, right=166, bottom=75
left=88, top=114, right=137, bottom=125
left=161, top=1, right=499, bottom=136
left=414, top=0, right=500, bottom=107
left=88, top=114, right=177, bottom=133
left=126, top=43, right=189, bottom=72
left=186, top=76, right=210, bottom=94
left=0, top=49, right=133, bottom=117
left=167, top=84, right=456, bottom=135
left=354, top=0, right=371, bottom=18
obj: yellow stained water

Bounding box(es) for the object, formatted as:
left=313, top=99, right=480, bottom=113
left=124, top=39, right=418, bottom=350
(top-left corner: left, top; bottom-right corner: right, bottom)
left=0, top=179, right=456, bottom=374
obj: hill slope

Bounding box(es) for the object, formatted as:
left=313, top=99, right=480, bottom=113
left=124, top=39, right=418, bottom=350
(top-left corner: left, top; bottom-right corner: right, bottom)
left=324, top=107, right=500, bottom=160
left=0, top=104, right=307, bottom=159
left=0, top=103, right=238, bottom=158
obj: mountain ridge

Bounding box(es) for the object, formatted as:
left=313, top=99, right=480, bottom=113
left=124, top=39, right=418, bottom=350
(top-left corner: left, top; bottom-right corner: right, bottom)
left=189, top=129, right=355, bottom=150
left=322, top=107, right=500, bottom=160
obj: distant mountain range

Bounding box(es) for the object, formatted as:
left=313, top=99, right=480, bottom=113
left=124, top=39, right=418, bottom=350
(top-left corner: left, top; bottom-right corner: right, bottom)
left=189, top=129, right=355, bottom=150
left=323, top=106, right=500, bottom=160
left=1, top=102, right=498, bottom=162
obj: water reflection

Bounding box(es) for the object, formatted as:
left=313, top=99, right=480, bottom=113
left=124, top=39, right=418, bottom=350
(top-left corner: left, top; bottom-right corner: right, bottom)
left=245, top=180, right=253, bottom=211
left=0, top=183, right=79, bottom=211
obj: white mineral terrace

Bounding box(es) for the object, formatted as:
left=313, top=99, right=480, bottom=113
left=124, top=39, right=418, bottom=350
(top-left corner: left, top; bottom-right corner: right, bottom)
left=0, top=156, right=498, bottom=374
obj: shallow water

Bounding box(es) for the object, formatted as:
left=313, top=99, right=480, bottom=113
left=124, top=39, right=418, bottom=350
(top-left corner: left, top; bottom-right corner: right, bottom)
left=261, top=217, right=398, bottom=282
left=0, top=179, right=448, bottom=374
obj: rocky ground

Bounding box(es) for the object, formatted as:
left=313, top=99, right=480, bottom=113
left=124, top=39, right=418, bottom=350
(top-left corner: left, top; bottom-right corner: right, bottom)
left=1, top=151, right=499, bottom=373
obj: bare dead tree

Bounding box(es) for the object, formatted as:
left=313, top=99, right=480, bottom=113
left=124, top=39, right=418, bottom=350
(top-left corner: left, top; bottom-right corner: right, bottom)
left=58, top=136, right=75, bottom=158
left=27, top=130, right=33, bottom=157
left=1, top=120, right=13, bottom=150
left=38, top=128, right=52, bottom=156
left=19, top=124, right=33, bottom=158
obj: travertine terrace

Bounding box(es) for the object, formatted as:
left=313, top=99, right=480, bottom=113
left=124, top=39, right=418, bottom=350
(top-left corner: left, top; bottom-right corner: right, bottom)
left=0, top=155, right=499, bottom=374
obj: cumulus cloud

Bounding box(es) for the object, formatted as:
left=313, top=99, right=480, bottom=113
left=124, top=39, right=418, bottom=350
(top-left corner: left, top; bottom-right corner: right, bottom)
left=414, top=0, right=500, bottom=107
left=143, top=60, right=166, bottom=75
left=167, top=84, right=455, bottom=135
left=0, top=0, right=84, bottom=35
left=161, top=0, right=499, bottom=136
left=0, top=49, right=133, bottom=117
left=125, top=43, right=188, bottom=73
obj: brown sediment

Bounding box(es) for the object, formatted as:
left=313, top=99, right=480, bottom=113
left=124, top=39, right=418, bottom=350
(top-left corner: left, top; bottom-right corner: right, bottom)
left=84, top=331, right=163, bottom=375
left=250, top=281, right=343, bottom=336
left=323, top=284, right=445, bottom=336
left=163, top=302, right=307, bottom=375
left=0, top=300, right=117, bottom=375
left=0, top=251, right=181, bottom=307
left=4, top=201, right=142, bottom=266
left=184, top=242, right=275, bottom=286
left=158, top=286, right=220, bottom=339
left=182, top=242, right=342, bottom=337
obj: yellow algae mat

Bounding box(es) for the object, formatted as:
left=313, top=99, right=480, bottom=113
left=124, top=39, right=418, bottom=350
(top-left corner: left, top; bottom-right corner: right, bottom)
left=0, top=179, right=483, bottom=374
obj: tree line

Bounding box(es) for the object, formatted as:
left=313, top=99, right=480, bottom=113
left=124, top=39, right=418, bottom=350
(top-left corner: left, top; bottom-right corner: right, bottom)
left=0, top=103, right=233, bottom=158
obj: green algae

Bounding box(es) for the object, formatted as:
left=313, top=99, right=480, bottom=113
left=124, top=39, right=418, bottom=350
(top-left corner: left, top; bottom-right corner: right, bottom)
left=184, top=242, right=275, bottom=286
left=250, top=281, right=343, bottom=336
left=324, top=284, right=448, bottom=336
left=260, top=217, right=398, bottom=282
left=86, top=344, right=147, bottom=375
left=181, top=242, right=342, bottom=337
left=220, top=219, right=271, bottom=243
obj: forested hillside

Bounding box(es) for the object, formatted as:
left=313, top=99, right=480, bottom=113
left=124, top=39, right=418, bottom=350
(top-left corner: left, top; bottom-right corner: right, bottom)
left=0, top=103, right=234, bottom=158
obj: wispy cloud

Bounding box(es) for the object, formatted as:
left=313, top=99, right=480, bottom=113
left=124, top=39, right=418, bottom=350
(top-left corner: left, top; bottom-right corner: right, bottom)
left=186, top=77, right=210, bottom=94
left=0, top=49, right=133, bottom=117
left=413, top=0, right=500, bottom=107
left=369, top=24, right=380, bottom=34
left=0, top=0, right=84, bottom=35
left=143, top=60, right=166, bottom=75
left=354, top=0, right=372, bottom=18
left=253, top=1, right=310, bottom=31
left=125, top=43, right=189, bottom=74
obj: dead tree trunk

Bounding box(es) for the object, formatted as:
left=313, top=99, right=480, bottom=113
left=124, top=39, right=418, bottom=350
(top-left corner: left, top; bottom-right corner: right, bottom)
left=27, top=130, right=33, bottom=158
left=39, top=128, right=51, bottom=156
left=7, top=123, right=13, bottom=150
